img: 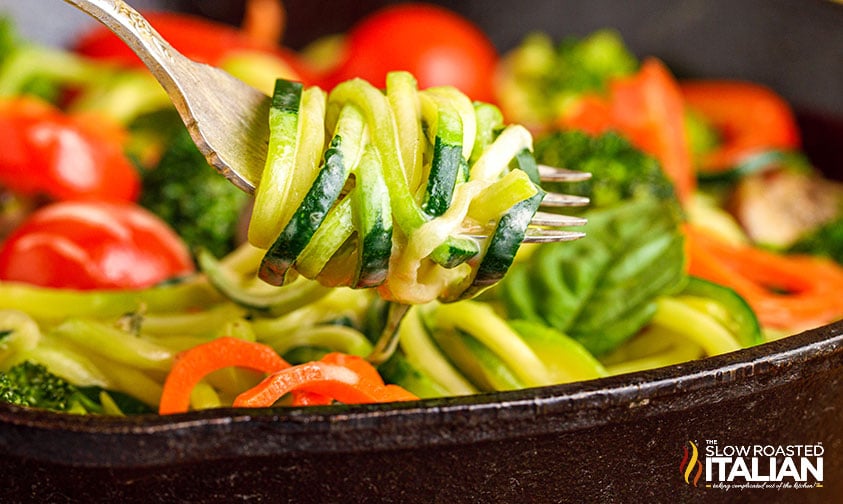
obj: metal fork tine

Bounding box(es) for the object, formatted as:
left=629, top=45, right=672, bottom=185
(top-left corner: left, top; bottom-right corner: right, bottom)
left=540, top=192, right=590, bottom=207
left=465, top=228, right=585, bottom=242
left=537, top=164, right=592, bottom=182
left=530, top=211, right=587, bottom=227
left=522, top=228, right=586, bottom=243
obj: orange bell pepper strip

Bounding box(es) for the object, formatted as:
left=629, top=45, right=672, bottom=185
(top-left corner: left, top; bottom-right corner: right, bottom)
left=159, top=337, right=290, bottom=415
left=318, top=352, right=418, bottom=402
left=684, top=224, right=843, bottom=331
left=242, top=0, right=286, bottom=46
left=680, top=80, right=801, bottom=173
left=235, top=352, right=418, bottom=408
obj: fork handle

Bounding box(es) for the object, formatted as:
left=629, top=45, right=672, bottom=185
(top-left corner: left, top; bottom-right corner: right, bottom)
left=62, top=0, right=191, bottom=107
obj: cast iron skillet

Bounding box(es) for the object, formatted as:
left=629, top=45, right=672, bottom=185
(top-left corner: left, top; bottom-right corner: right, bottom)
left=1, top=1, right=842, bottom=502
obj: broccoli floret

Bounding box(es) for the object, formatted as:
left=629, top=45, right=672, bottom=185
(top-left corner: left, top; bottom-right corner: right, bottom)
left=544, top=29, right=639, bottom=95
left=534, top=130, right=680, bottom=210
left=138, top=117, right=250, bottom=258
left=788, top=215, right=843, bottom=264
left=498, top=30, right=639, bottom=126
left=0, top=361, right=101, bottom=414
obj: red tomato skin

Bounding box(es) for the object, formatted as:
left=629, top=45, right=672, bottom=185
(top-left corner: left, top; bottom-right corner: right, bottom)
left=321, top=3, right=498, bottom=102
left=0, top=97, right=140, bottom=202
left=0, top=201, right=194, bottom=290
left=74, top=12, right=313, bottom=83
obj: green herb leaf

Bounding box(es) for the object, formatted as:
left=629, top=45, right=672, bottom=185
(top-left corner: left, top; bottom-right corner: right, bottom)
left=500, top=197, right=686, bottom=355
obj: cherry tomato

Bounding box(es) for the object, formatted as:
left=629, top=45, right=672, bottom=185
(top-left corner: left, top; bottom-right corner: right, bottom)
left=321, top=3, right=499, bottom=102
left=0, top=201, right=195, bottom=290
left=74, top=11, right=313, bottom=83
left=0, top=97, right=140, bottom=202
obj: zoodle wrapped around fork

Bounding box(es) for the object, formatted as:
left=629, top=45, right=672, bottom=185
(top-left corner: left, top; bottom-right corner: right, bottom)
left=248, top=71, right=570, bottom=304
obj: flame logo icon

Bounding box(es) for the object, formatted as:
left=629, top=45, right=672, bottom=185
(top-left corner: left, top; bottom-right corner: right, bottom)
left=680, top=441, right=703, bottom=486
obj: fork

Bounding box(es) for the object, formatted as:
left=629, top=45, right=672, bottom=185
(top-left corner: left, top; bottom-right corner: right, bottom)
left=64, top=0, right=590, bottom=242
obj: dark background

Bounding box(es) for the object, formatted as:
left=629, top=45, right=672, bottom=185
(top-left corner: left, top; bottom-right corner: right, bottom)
left=178, top=0, right=843, bottom=115
left=183, top=0, right=843, bottom=177
left=4, top=0, right=843, bottom=173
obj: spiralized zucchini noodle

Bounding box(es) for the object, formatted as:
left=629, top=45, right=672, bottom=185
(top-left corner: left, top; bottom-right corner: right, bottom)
left=0, top=28, right=780, bottom=414
left=247, top=71, right=544, bottom=304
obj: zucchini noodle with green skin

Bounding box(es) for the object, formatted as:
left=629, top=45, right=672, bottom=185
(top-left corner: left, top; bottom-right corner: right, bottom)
left=247, top=71, right=545, bottom=304
left=0, top=251, right=379, bottom=412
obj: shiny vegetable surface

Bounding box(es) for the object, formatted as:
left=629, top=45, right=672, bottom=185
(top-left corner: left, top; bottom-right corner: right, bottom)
left=0, top=200, right=194, bottom=290
left=249, top=72, right=544, bottom=304
left=74, top=11, right=313, bottom=83
left=319, top=3, right=499, bottom=102
left=0, top=96, right=139, bottom=202
left=681, top=80, right=801, bottom=173
left=159, top=337, right=289, bottom=414
left=0, top=4, right=841, bottom=416
left=233, top=352, right=418, bottom=408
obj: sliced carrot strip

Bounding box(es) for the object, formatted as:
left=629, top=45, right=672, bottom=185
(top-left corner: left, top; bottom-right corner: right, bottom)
left=159, top=337, right=289, bottom=415
left=234, top=357, right=418, bottom=408
left=684, top=224, right=843, bottom=330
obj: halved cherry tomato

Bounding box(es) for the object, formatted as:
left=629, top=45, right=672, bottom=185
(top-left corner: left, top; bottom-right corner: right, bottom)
left=0, top=97, right=140, bottom=202
left=680, top=80, right=801, bottom=173
left=74, top=11, right=313, bottom=83
left=0, top=200, right=194, bottom=290
left=320, top=3, right=499, bottom=102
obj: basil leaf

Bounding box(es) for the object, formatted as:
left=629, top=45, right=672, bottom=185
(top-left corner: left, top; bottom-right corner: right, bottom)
left=500, top=197, right=686, bottom=355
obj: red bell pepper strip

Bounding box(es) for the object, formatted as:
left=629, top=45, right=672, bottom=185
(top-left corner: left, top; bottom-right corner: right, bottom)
left=318, top=352, right=418, bottom=402
left=608, top=59, right=695, bottom=204
left=558, top=59, right=695, bottom=204
left=680, top=80, right=801, bottom=173
left=287, top=353, right=417, bottom=406
left=235, top=352, right=418, bottom=408
left=0, top=96, right=140, bottom=202
left=159, top=337, right=290, bottom=415
left=558, top=94, right=613, bottom=136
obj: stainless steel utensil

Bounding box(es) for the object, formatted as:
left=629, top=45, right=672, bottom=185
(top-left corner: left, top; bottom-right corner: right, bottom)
left=63, top=0, right=590, bottom=242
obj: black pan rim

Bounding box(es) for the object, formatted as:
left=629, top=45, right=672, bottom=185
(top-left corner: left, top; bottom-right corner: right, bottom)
left=1, top=319, right=840, bottom=467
